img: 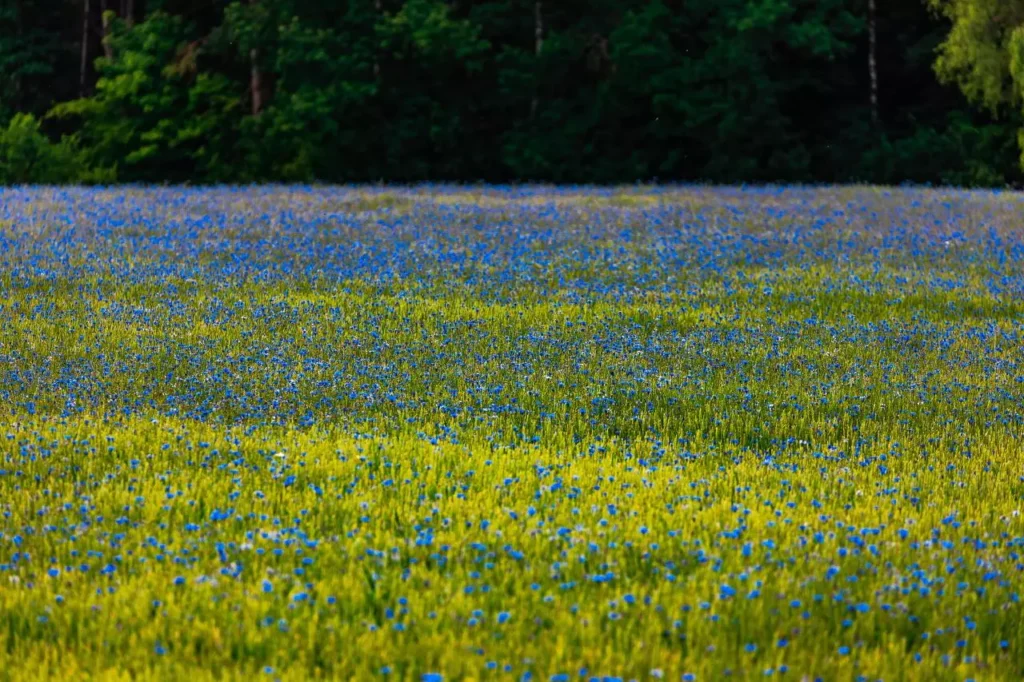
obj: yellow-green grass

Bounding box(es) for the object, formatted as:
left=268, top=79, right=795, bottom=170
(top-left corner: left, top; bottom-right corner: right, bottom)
left=0, top=186, right=1022, bottom=681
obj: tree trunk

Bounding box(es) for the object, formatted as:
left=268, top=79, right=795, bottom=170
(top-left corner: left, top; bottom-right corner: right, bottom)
left=80, top=0, right=90, bottom=96
left=249, top=0, right=262, bottom=115
left=250, top=48, right=262, bottom=115
left=868, top=0, right=878, bottom=125
left=13, top=0, right=24, bottom=109
left=373, top=0, right=382, bottom=79
left=100, top=0, right=114, bottom=60
left=125, top=0, right=134, bottom=27
left=531, top=0, right=542, bottom=118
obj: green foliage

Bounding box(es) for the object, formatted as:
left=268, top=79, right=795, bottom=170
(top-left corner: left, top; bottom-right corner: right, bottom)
left=928, top=0, right=1024, bottom=178
left=864, top=112, right=1021, bottom=186
left=0, top=0, right=1021, bottom=185
left=227, top=2, right=378, bottom=180
left=49, top=11, right=242, bottom=183
left=929, top=0, right=1024, bottom=112
left=0, top=113, right=83, bottom=184
left=0, top=1, right=54, bottom=123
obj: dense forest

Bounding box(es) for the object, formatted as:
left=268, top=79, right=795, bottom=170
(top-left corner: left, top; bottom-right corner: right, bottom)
left=1, top=0, right=1023, bottom=185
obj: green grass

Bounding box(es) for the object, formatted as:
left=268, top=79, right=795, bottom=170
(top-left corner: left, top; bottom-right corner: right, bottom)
left=0, top=185, right=1022, bottom=680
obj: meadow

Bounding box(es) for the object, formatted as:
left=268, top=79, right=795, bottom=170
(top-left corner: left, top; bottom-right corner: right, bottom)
left=0, top=185, right=1023, bottom=681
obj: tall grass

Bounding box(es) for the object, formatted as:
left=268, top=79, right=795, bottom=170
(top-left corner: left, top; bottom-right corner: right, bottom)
left=0, top=185, right=1022, bottom=680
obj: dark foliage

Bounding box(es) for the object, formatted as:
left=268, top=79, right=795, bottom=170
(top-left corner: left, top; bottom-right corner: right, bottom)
left=0, top=0, right=1020, bottom=185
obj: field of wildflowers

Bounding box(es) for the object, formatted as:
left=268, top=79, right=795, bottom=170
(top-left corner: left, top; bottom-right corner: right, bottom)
left=0, top=185, right=1023, bottom=681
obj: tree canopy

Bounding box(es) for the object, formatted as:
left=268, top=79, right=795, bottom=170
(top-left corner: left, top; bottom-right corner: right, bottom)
left=1, top=0, right=1023, bottom=185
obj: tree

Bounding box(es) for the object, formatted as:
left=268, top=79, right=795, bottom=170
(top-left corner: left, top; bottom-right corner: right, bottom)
left=0, top=0, right=1017, bottom=185
left=868, top=0, right=878, bottom=124
left=929, top=0, right=1024, bottom=170
left=225, top=0, right=380, bottom=180
left=929, top=0, right=1024, bottom=113
left=50, top=10, right=242, bottom=182
left=0, top=0, right=57, bottom=121
left=0, top=113, right=87, bottom=183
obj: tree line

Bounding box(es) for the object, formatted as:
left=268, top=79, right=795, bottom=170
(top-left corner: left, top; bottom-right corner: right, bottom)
left=0, top=0, right=1022, bottom=185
